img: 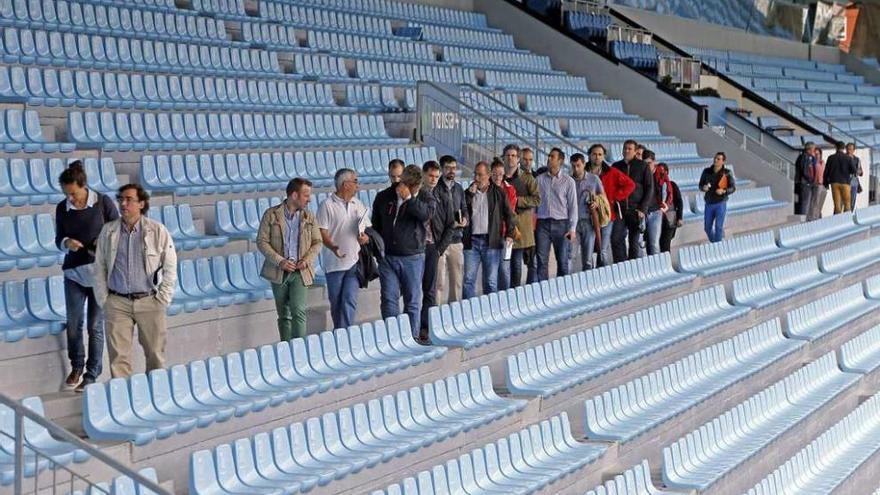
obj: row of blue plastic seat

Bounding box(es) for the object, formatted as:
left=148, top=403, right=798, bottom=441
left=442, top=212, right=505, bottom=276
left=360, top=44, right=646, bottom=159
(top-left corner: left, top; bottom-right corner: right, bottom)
left=429, top=253, right=694, bottom=349
left=84, top=314, right=446, bottom=444
left=0, top=396, right=89, bottom=485
left=732, top=256, right=839, bottom=308
left=0, top=251, right=269, bottom=342
left=678, top=231, right=793, bottom=277
left=523, top=94, right=626, bottom=116
left=819, top=234, right=880, bottom=276
left=567, top=118, right=661, bottom=139
left=192, top=0, right=244, bottom=17
left=65, top=468, right=159, bottom=495
left=0, top=0, right=227, bottom=43
left=693, top=187, right=786, bottom=216
left=373, top=413, right=605, bottom=495
left=306, top=29, right=434, bottom=63
left=140, top=146, right=435, bottom=195
left=777, top=211, right=868, bottom=250
left=191, top=367, right=523, bottom=494
left=564, top=12, right=613, bottom=40
left=506, top=285, right=751, bottom=397
left=292, top=52, right=349, bottom=80
left=585, top=460, right=676, bottom=495
left=785, top=282, right=880, bottom=342
left=1, top=27, right=280, bottom=76
left=583, top=317, right=803, bottom=443
left=840, top=322, right=880, bottom=374
left=259, top=2, right=394, bottom=38
left=0, top=108, right=72, bottom=153
left=0, top=156, right=118, bottom=207
left=0, top=212, right=61, bottom=271
left=346, top=84, right=411, bottom=112
left=485, top=70, right=588, bottom=94
left=412, top=24, right=515, bottom=51
left=69, top=111, right=401, bottom=151
left=443, top=45, right=551, bottom=72
left=746, top=391, right=880, bottom=494
left=355, top=59, right=475, bottom=85
left=0, top=65, right=343, bottom=112
left=610, top=41, right=658, bottom=70
left=663, top=351, right=862, bottom=491
left=146, top=204, right=227, bottom=251
left=290, top=0, right=488, bottom=29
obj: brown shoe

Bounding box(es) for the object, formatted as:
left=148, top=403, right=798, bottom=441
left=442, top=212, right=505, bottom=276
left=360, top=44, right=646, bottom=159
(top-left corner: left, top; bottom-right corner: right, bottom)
left=74, top=376, right=95, bottom=394
left=64, top=369, right=83, bottom=389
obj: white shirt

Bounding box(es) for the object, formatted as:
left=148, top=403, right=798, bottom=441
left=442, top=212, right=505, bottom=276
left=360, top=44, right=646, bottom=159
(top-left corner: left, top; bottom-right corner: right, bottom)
left=316, top=193, right=371, bottom=273
left=471, top=188, right=489, bottom=235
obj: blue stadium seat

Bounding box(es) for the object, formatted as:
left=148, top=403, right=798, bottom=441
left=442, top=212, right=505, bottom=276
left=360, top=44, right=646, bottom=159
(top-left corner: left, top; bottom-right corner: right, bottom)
left=819, top=236, right=880, bottom=275
left=855, top=204, right=880, bottom=228
left=784, top=283, right=879, bottom=342
left=732, top=257, right=839, bottom=308
left=429, top=253, right=694, bottom=348
left=776, top=212, right=866, bottom=250
left=507, top=286, right=750, bottom=397
left=840, top=323, right=880, bottom=374
left=663, top=352, right=861, bottom=492
left=584, top=319, right=801, bottom=442
left=678, top=231, right=793, bottom=276
left=585, top=460, right=677, bottom=495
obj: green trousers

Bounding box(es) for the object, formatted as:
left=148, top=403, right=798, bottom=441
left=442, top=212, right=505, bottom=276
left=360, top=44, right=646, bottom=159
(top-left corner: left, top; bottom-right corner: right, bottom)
left=270, top=271, right=308, bottom=341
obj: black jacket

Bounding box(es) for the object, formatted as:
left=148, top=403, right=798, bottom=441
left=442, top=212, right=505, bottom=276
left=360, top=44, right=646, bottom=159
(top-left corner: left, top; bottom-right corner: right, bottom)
left=434, top=179, right=466, bottom=244
left=371, top=185, right=431, bottom=256
left=699, top=166, right=736, bottom=204
left=670, top=181, right=683, bottom=222
left=794, top=152, right=814, bottom=185
left=612, top=158, right=654, bottom=213
left=356, top=227, right=384, bottom=288
left=463, top=182, right=517, bottom=250
left=426, top=186, right=457, bottom=256
left=823, top=151, right=857, bottom=186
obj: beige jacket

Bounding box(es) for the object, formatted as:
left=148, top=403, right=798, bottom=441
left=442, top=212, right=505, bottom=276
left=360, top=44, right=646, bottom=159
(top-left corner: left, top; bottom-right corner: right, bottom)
left=257, top=201, right=322, bottom=286
left=93, top=216, right=177, bottom=308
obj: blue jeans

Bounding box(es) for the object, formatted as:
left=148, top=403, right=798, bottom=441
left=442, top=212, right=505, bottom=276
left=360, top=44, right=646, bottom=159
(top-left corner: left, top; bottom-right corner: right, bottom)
left=704, top=201, right=727, bottom=243
left=64, top=278, right=104, bottom=379
left=497, top=258, right=511, bottom=291
left=509, top=247, right=536, bottom=288
left=535, top=219, right=572, bottom=281
left=325, top=265, right=359, bottom=330
left=851, top=178, right=859, bottom=211
left=576, top=218, right=597, bottom=270
left=463, top=235, right=502, bottom=299
left=645, top=210, right=663, bottom=256
left=379, top=254, right=425, bottom=337
left=597, top=222, right=613, bottom=267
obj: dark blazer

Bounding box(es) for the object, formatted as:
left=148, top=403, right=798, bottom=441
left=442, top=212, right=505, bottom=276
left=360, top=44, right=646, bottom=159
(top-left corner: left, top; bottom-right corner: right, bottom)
left=670, top=181, right=683, bottom=221
left=427, top=186, right=457, bottom=256
left=823, top=151, right=857, bottom=186
left=463, top=182, right=517, bottom=250
left=435, top=179, right=466, bottom=244
left=371, top=185, right=431, bottom=256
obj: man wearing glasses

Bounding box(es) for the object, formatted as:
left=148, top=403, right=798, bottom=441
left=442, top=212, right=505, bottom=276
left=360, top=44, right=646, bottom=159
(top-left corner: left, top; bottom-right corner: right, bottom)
left=93, top=184, right=177, bottom=378
left=317, top=169, right=371, bottom=329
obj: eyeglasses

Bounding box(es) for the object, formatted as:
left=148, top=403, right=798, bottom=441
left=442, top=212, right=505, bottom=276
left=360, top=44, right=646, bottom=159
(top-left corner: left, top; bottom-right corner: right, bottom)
left=116, top=196, right=140, bottom=204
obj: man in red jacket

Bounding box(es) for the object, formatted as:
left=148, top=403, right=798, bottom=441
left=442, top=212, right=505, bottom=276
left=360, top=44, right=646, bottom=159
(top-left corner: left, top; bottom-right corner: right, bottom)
left=587, top=144, right=635, bottom=266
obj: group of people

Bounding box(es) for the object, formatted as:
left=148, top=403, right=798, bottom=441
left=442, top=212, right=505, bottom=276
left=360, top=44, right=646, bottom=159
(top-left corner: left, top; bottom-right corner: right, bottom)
left=55, top=141, right=736, bottom=391
left=795, top=141, right=863, bottom=219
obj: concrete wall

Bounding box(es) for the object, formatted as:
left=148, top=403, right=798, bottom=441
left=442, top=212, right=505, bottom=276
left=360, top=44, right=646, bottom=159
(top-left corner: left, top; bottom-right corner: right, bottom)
left=472, top=0, right=794, bottom=203
left=613, top=5, right=841, bottom=65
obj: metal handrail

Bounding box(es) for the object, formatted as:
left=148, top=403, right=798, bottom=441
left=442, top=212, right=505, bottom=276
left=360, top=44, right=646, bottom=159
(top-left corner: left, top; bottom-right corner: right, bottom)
left=458, top=83, right=590, bottom=155
left=559, top=0, right=608, bottom=16
left=1, top=393, right=170, bottom=495
left=786, top=101, right=876, bottom=151
left=724, top=117, right=795, bottom=178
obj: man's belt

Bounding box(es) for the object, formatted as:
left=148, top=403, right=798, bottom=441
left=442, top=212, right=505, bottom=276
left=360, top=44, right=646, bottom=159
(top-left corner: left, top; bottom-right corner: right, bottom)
left=109, top=289, right=156, bottom=300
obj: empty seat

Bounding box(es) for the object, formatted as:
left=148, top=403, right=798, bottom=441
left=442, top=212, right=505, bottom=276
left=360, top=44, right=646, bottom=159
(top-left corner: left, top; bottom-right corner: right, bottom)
left=0, top=109, right=73, bottom=153
left=429, top=253, right=694, bottom=348
left=85, top=315, right=447, bottom=445
left=585, top=460, right=677, bottom=495
left=693, top=187, right=785, bottom=215
left=732, top=256, right=838, bottom=308
left=855, top=204, right=880, bottom=228
left=840, top=324, right=880, bottom=374
left=190, top=367, right=524, bottom=494
left=507, top=285, right=749, bottom=397
left=374, top=413, right=605, bottom=495
left=777, top=212, right=866, bottom=250
left=746, top=392, right=880, bottom=495
left=663, top=352, right=861, bottom=491
left=819, top=236, right=880, bottom=275
left=584, top=319, right=801, bottom=442
left=0, top=214, right=64, bottom=271
left=678, top=231, right=793, bottom=277
left=784, top=283, right=879, bottom=342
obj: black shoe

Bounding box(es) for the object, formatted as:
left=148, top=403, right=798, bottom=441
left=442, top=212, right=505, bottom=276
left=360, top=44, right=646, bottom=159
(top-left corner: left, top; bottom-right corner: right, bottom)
left=74, top=376, right=95, bottom=394
left=64, top=369, right=83, bottom=389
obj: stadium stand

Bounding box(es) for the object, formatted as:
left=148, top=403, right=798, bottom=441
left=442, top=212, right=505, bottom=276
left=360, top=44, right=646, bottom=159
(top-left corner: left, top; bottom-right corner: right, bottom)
left=1, top=0, right=879, bottom=494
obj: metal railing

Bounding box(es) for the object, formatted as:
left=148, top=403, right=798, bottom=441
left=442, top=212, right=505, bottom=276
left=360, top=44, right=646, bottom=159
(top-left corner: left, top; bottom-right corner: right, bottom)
left=0, top=393, right=169, bottom=495
left=658, top=55, right=702, bottom=88
left=416, top=81, right=588, bottom=168
left=606, top=24, right=652, bottom=45
left=559, top=0, right=608, bottom=18
left=723, top=116, right=796, bottom=179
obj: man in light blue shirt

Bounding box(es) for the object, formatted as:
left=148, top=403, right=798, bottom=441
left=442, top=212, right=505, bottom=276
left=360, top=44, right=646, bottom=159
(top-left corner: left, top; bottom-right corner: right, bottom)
left=535, top=147, right=578, bottom=281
